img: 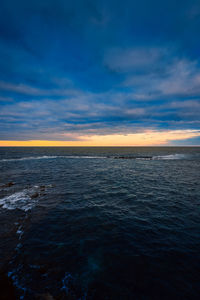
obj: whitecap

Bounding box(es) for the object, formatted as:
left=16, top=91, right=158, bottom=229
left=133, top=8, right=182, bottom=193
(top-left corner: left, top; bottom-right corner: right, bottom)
left=1, top=156, right=58, bottom=162
left=8, top=265, right=27, bottom=299
left=1, top=155, right=106, bottom=162
left=61, top=272, right=73, bottom=295
left=16, top=225, right=24, bottom=240
left=152, top=154, right=187, bottom=160
left=0, top=188, right=39, bottom=211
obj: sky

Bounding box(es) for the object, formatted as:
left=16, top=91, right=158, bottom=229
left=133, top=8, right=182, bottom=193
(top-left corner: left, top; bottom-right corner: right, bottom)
left=0, top=0, right=200, bottom=146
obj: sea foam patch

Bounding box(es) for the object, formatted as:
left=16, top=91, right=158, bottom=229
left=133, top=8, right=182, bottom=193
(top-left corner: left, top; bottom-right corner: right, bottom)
left=1, top=156, right=58, bottom=162
left=1, top=155, right=106, bottom=162
left=152, top=154, right=187, bottom=160
left=0, top=188, right=40, bottom=211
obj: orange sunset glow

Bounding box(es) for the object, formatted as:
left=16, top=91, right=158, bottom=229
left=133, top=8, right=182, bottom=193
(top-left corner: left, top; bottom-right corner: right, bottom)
left=0, top=130, right=199, bottom=147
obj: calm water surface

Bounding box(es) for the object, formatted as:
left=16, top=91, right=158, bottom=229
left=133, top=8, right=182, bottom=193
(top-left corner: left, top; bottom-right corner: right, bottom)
left=0, top=147, right=200, bottom=299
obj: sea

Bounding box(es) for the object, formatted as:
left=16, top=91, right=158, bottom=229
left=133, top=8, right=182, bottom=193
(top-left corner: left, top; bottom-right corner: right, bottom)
left=0, top=147, right=200, bottom=299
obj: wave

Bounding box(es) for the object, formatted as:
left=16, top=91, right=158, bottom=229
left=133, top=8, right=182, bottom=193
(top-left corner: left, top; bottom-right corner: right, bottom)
left=8, top=265, right=27, bottom=300
left=112, top=154, right=186, bottom=160
left=1, top=156, right=58, bottom=162
left=61, top=273, right=73, bottom=295
left=113, top=156, right=152, bottom=160
left=0, top=153, right=191, bottom=162
left=0, top=155, right=106, bottom=162
left=0, top=187, right=40, bottom=211
left=152, top=154, right=187, bottom=160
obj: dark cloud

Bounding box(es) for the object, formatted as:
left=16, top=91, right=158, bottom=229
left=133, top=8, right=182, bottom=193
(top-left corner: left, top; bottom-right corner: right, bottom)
left=0, top=0, right=200, bottom=144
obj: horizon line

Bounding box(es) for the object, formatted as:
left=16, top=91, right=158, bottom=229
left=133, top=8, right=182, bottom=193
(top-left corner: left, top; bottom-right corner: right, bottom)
left=0, top=145, right=200, bottom=147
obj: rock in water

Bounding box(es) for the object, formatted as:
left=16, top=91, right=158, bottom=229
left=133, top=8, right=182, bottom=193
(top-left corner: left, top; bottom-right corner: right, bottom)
left=30, top=192, right=39, bottom=199
left=2, top=182, right=15, bottom=188
left=36, top=293, right=55, bottom=300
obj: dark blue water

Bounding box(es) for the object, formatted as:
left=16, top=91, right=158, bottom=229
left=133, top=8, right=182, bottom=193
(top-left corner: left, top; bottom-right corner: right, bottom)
left=0, top=147, right=200, bottom=299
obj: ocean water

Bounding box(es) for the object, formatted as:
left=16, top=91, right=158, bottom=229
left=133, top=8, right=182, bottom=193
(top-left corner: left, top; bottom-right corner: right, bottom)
left=0, top=147, right=200, bottom=299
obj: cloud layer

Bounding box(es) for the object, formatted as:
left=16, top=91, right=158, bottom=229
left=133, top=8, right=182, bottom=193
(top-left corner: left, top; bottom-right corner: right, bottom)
left=0, top=0, right=200, bottom=145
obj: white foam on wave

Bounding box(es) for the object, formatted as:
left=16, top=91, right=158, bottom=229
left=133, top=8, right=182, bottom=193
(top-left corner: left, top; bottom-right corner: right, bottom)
left=152, top=154, right=187, bottom=160
left=0, top=153, right=190, bottom=163
left=16, top=225, right=24, bottom=240
left=0, top=188, right=39, bottom=211
left=1, top=156, right=58, bottom=162
left=61, top=272, right=73, bottom=295
left=1, top=155, right=106, bottom=162
left=8, top=265, right=27, bottom=299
